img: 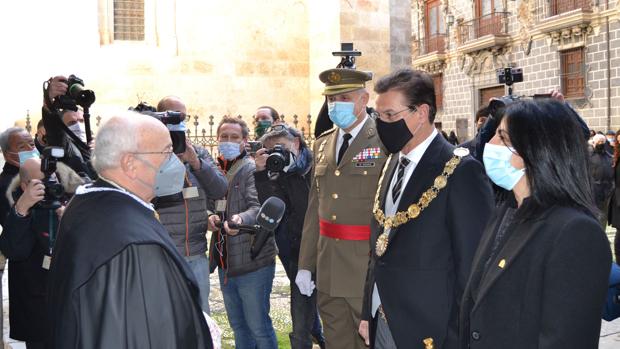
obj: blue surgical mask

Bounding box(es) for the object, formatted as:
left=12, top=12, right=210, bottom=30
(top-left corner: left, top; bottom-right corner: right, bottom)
left=219, top=142, right=242, bottom=160
left=328, top=102, right=357, bottom=129
left=483, top=143, right=525, bottom=191
left=137, top=154, right=186, bottom=197
left=18, top=149, right=40, bottom=165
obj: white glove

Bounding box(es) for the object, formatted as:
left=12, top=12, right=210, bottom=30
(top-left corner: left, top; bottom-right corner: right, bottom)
left=295, top=269, right=315, bottom=297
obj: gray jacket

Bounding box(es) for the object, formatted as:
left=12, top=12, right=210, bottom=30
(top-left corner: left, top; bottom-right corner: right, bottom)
left=209, top=156, right=277, bottom=277
left=156, top=147, right=227, bottom=257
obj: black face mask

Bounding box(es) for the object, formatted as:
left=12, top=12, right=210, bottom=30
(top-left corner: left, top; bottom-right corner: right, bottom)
left=595, top=143, right=605, bottom=152
left=376, top=117, right=413, bottom=154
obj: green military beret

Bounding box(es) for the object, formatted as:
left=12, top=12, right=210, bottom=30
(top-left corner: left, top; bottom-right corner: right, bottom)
left=319, top=68, right=372, bottom=96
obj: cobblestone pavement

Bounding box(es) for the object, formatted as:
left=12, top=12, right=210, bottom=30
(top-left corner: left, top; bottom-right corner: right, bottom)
left=2, top=230, right=620, bottom=348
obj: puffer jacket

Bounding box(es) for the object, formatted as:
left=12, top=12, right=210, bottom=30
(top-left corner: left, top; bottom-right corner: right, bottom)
left=209, top=155, right=277, bottom=277
left=155, top=147, right=227, bottom=257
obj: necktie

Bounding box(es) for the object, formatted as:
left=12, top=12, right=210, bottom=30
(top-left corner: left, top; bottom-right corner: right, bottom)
left=391, top=157, right=411, bottom=204
left=337, top=133, right=352, bottom=165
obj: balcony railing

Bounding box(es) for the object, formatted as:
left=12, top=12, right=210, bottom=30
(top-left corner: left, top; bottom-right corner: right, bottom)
left=458, top=12, right=509, bottom=44
left=550, top=0, right=591, bottom=16
left=418, top=34, right=446, bottom=55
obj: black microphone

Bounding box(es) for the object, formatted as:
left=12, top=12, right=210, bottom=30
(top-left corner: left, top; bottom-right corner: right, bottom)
left=251, top=196, right=286, bottom=259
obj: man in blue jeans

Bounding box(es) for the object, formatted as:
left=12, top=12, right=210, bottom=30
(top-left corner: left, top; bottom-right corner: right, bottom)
left=154, top=96, right=228, bottom=314
left=208, top=117, right=278, bottom=348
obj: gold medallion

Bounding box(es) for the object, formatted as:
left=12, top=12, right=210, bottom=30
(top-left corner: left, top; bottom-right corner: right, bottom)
left=407, top=204, right=420, bottom=218
left=376, top=232, right=389, bottom=256
left=434, top=175, right=447, bottom=189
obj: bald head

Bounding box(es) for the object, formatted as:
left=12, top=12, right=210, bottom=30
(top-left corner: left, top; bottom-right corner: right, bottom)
left=92, top=111, right=169, bottom=173
left=157, top=96, right=187, bottom=115
left=19, top=157, right=43, bottom=184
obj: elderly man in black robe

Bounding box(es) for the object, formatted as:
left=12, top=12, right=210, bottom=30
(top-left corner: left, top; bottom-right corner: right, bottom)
left=47, top=112, right=213, bottom=348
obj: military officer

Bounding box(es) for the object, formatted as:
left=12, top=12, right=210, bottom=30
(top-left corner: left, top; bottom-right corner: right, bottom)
left=296, top=68, right=387, bottom=349
left=359, top=68, right=494, bottom=349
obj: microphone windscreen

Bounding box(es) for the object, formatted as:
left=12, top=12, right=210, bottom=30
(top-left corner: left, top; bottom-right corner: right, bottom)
left=256, top=196, right=286, bottom=231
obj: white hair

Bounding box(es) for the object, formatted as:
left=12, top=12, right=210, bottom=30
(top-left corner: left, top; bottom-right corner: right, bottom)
left=91, top=111, right=146, bottom=173
left=592, top=134, right=606, bottom=144
left=0, top=127, right=27, bottom=152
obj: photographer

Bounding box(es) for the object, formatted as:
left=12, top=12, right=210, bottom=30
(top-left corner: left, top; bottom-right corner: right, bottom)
left=42, top=75, right=95, bottom=179
left=153, top=96, right=228, bottom=314
left=0, top=156, right=84, bottom=349
left=253, top=125, right=325, bottom=349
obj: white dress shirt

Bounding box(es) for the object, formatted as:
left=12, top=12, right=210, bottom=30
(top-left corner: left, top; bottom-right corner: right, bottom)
left=371, top=128, right=438, bottom=317
left=335, top=115, right=369, bottom=163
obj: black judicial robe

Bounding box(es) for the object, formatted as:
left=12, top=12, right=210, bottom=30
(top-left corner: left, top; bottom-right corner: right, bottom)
left=47, top=180, right=213, bottom=349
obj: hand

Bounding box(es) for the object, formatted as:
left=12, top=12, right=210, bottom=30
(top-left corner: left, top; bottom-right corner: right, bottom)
left=549, top=89, right=565, bottom=103
left=224, top=214, right=242, bottom=236
left=15, top=179, right=45, bottom=216
left=56, top=205, right=66, bottom=218
left=45, top=76, right=68, bottom=106
left=359, top=320, right=370, bottom=346
left=179, top=139, right=200, bottom=170
left=295, top=269, right=315, bottom=297
left=208, top=214, right=221, bottom=231
left=254, top=148, right=269, bottom=172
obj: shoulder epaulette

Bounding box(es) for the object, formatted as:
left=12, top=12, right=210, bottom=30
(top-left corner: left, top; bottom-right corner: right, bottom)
left=316, top=127, right=337, bottom=139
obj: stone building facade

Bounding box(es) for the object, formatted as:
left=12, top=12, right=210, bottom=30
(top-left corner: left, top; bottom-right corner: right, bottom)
left=411, top=0, right=620, bottom=140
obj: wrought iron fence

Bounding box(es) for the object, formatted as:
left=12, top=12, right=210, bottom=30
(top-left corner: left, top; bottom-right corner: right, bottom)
left=550, top=0, right=591, bottom=16
left=24, top=112, right=317, bottom=158
left=458, top=12, right=509, bottom=44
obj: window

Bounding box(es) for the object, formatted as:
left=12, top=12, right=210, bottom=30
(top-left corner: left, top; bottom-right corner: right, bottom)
left=560, top=48, right=585, bottom=98
left=433, top=74, right=444, bottom=110
left=475, top=0, right=504, bottom=37
left=425, top=0, right=446, bottom=53
left=113, top=0, right=145, bottom=41
left=479, top=85, right=505, bottom=108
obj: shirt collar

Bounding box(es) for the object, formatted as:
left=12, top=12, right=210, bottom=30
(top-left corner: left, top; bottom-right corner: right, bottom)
left=399, top=128, right=438, bottom=165
left=338, top=114, right=369, bottom=141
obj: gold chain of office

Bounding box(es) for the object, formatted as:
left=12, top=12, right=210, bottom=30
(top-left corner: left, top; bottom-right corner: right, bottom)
left=373, top=153, right=462, bottom=256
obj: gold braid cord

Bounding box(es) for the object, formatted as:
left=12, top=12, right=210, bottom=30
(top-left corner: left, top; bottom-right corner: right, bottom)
left=373, top=153, right=462, bottom=256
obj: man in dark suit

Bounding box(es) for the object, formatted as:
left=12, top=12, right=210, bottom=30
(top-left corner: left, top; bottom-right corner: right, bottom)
left=359, top=69, right=494, bottom=349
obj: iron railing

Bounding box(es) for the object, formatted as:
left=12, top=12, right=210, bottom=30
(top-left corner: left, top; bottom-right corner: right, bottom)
left=550, top=0, right=591, bottom=16
left=417, top=34, right=447, bottom=55
left=458, top=12, right=509, bottom=44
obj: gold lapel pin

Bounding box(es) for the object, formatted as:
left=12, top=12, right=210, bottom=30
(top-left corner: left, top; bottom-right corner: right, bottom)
left=423, top=337, right=434, bottom=349
left=498, top=259, right=506, bottom=269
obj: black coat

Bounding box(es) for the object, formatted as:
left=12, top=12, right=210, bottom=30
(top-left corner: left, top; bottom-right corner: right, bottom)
left=253, top=155, right=312, bottom=262
left=589, top=148, right=614, bottom=209
left=459, top=200, right=611, bottom=349
left=0, top=205, right=55, bottom=341
left=0, top=162, right=19, bottom=227
left=362, top=135, right=494, bottom=348
left=47, top=180, right=213, bottom=348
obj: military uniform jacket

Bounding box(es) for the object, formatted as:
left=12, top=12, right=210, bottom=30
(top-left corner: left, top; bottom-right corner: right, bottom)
left=361, top=135, right=494, bottom=349
left=299, top=117, right=387, bottom=298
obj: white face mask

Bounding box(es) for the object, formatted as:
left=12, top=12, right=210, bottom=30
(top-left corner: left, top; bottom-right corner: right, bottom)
left=68, top=122, right=87, bottom=143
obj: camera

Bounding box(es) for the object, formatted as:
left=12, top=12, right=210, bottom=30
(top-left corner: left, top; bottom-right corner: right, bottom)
left=54, top=75, right=96, bottom=111
left=248, top=141, right=262, bottom=155
left=38, top=147, right=65, bottom=210
left=333, top=42, right=362, bottom=70
left=487, top=67, right=525, bottom=120
left=130, top=102, right=187, bottom=154
left=265, top=144, right=291, bottom=172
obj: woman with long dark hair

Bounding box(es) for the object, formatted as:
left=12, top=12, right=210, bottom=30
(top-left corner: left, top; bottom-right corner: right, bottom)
left=459, top=99, right=611, bottom=348
left=610, top=130, right=620, bottom=264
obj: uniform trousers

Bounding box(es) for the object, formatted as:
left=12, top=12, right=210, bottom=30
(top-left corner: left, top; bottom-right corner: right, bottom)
left=317, top=291, right=365, bottom=349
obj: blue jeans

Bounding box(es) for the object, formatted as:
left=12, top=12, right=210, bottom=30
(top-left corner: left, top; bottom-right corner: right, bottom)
left=185, top=253, right=211, bottom=314
left=218, top=263, right=278, bottom=349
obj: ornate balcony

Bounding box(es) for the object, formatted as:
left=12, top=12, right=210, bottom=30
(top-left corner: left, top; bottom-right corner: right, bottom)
left=412, top=34, right=447, bottom=75
left=456, top=12, right=510, bottom=54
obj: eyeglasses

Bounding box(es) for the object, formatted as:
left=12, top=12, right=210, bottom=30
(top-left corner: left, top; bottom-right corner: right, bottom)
left=266, top=124, right=289, bottom=133
left=376, top=106, right=417, bottom=121
left=131, top=151, right=174, bottom=161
